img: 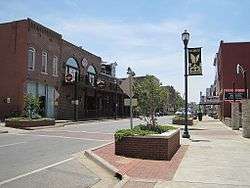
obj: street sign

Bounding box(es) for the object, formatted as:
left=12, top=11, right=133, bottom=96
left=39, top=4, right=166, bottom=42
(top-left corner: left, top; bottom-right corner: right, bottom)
left=120, top=76, right=135, bottom=97
left=65, top=73, right=73, bottom=82
left=124, top=98, right=137, bottom=106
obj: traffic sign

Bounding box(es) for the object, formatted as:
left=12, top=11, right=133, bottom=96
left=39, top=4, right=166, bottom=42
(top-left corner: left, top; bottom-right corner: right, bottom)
left=124, top=98, right=137, bottom=106
left=65, top=74, right=73, bottom=82
left=120, top=76, right=135, bottom=97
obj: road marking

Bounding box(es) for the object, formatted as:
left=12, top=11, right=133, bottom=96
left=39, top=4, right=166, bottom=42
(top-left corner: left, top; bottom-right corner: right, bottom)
left=0, top=142, right=26, bottom=148
left=37, top=129, right=114, bottom=135
left=11, top=133, right=112, bottom=142
left=0, top=157, right=74, bottom=186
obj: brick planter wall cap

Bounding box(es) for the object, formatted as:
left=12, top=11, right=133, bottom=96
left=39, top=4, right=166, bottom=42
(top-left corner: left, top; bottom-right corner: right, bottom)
left=125, top=128, right=180, bottom=139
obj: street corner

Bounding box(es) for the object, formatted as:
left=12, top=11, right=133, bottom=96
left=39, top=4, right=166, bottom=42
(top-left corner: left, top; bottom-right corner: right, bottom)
left=85, top=141, right=189, bottom=186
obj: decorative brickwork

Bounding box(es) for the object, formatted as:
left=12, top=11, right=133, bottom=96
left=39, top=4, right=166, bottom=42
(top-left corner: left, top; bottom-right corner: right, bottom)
left=242, top=100, right=250, bottom=138
left=115, top=129, right=180, bottom=160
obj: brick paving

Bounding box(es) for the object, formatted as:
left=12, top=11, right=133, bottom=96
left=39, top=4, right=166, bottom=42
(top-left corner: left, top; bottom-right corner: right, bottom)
left=93, top=143, right=188, bottom=181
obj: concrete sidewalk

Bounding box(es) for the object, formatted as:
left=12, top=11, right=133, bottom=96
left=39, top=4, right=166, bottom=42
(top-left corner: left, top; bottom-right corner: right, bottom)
left=156, top=116, right=250, bottom=188
left=90, top=116, right=250, bottom=187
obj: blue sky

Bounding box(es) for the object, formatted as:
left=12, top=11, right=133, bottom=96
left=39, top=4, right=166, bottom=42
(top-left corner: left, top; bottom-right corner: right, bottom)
left=1, top=0, right=250, bottom=102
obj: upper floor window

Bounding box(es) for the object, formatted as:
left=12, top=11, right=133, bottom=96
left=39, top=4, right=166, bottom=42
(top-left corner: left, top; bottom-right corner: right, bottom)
left=28, top=47, right=35, bottom=70
left=65, top=58, right=79, bottom=82
left=41, top=52, right=48, bottom=74
left=52, top=56, right=58, bottom=76
left=87, top=65, right=96, bottom=86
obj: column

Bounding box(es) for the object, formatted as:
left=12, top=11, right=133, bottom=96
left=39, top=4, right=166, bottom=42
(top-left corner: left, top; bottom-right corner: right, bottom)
left=242, top=99, right=250, bottom=138
left=231, top=102, right=240, bottom=130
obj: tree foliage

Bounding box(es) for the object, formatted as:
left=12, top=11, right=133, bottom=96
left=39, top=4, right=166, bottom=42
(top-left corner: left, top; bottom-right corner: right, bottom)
left=24, top=94, right=41, bottom=119
left=134, top=75, right=168, bottom=127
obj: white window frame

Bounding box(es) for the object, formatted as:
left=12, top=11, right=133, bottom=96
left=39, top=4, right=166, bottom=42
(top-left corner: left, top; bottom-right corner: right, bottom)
left=28, top=47, right=35, bottom=71
left=52, top=56, right=58, bottom=76
left=41, top=51, right=48, bottom=74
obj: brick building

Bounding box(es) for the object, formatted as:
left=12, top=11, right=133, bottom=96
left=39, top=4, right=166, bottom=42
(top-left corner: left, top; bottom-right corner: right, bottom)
left=213, top=41, right=250, bottom=119
left=0, top=18, right=127, bottom=120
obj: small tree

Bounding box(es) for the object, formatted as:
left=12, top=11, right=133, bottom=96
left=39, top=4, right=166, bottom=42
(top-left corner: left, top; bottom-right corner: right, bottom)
left=24, top=94, right=41, bottom=119
left=134, top=75, right=168, bottom=128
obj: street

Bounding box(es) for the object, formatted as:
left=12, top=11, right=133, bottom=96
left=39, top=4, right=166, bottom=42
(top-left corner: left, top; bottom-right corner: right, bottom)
left=0, top=116, right=173, bottom=187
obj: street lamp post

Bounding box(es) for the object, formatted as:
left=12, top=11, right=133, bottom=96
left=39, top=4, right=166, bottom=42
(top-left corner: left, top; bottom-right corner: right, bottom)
left=127, top=67, right=135, bottom=129
left=236, top=64, right=248, bottom=99
left=114, top=79, right=118, bottom=120
left=182, top=30, right=190, bottom=138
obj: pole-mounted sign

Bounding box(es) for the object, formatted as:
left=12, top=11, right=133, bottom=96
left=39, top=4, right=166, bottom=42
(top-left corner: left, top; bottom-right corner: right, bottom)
left=188, top=47, right=202, bottom=76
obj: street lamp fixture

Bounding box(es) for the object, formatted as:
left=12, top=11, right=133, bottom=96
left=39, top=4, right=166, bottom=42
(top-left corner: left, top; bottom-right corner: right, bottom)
left=181, top=30, right=190, bottom=138
left=127, top=67, right=135, bottom=129
left=114, top=79, right=118, bottom=120
left=236, top=64, right=248, bottom=99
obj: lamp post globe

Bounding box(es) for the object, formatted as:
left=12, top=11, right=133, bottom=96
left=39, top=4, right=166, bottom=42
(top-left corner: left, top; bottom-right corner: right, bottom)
left=182, top=30, right=190, bottom=46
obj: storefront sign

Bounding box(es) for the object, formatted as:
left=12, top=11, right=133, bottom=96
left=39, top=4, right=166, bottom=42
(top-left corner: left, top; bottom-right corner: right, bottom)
left=188, top=47, right=202, bottom=75
left=224, top=89, right=247, bottom=101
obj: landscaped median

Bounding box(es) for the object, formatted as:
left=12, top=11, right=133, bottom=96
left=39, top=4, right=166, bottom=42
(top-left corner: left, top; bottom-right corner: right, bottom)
left=114, top=125, right=180, bottom=160
left=5, top=117, right=55, bottom=128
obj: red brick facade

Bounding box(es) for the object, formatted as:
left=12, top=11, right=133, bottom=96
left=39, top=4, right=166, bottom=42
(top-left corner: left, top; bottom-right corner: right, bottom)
left=115, top=130, right=180, bottom=160
left=215, top=41, right=250, bottom=118
left=0, top=18, right=127, bottom=120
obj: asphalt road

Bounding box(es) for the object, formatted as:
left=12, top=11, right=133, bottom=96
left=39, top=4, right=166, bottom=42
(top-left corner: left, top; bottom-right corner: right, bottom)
left=0, top=116, right=173, bottom=188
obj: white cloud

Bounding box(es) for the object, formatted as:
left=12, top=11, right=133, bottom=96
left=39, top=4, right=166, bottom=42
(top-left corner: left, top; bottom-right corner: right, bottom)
left=52, top=17, right=216, bottom=102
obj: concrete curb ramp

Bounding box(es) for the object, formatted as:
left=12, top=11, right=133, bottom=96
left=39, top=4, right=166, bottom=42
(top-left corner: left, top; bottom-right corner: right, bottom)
left=84, top=142, right=130, bottom=187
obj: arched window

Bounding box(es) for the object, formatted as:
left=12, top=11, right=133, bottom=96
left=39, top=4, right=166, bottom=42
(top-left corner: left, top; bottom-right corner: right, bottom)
left=52, top=56, right=58, bottom=76
left=87, top=65, right=96, bottom=86
left=28, top=47, right=35, bottom=70
left=41, top=51, right=48, bottom=73
left=65, top=58, right=79, bottom=82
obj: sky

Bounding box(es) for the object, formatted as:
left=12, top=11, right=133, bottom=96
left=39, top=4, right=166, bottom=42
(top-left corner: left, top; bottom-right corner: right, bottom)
left=1, top=0, right=250, bottom=102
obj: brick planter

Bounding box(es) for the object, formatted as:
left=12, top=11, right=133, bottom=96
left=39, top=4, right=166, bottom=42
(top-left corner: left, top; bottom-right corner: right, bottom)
left=172, top=119, right=193, bottom=125
left=5, top=118, right=55, bottom=128
left=115, top=129, right=180, bottom=160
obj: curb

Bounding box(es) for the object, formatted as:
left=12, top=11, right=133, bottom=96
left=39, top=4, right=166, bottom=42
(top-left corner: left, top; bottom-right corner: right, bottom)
left=0, top=130, right=8, bottom=134
left=84, top=142, right=128, bottom=183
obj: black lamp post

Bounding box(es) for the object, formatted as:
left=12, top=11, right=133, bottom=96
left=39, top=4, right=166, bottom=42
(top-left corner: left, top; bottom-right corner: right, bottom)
left=236, top=64, right=248, bottom=99
left=114, top=79, right=118, bottom=120
left=182, top=30, right=190, bottom=138
left=127, top=67, right=135, bottom=129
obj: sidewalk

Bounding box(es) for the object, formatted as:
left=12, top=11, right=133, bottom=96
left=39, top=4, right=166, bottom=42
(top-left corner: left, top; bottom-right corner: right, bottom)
left=156, top=116, right=250, bottom=188
left=88, top=116, right=250, bottom=188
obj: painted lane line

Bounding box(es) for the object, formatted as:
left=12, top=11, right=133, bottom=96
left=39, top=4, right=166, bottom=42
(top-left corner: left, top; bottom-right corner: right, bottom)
left=0, top=142, right=27, bottom=148
left=13, top=133, right=112, bottom=142
left=35, top=129, right=114, bottom=135
left=0, top=157, right=74, bottom=186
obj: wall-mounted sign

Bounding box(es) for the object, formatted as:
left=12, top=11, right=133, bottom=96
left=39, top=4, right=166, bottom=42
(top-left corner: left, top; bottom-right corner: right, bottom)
left=65, top=73, right=73, bottom=82
left=81, top=58, right=88, bottom=68
left=188, top=47, right=202, bottom=75
left=224, top=89, right=248, bottom=101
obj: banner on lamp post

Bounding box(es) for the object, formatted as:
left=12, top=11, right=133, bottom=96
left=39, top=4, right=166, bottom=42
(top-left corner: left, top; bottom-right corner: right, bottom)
left=188, top=47, right=202, bottom=76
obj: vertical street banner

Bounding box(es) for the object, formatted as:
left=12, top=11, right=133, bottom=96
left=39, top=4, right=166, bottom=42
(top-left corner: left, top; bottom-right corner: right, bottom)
left=188, top=47, right=202, bottom=75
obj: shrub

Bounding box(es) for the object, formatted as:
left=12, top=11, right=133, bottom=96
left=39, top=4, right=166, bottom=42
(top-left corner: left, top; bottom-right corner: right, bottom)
left=23, top=94, right=41, bottom=119
left=115, top=124, right=176, bottom=141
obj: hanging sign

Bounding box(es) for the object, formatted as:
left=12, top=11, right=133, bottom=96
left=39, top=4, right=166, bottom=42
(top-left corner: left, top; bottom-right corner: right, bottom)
left=188, top=47, right=202, bottom=75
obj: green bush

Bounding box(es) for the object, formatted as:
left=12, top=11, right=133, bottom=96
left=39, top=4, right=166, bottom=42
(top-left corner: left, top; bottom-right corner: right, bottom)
left=24, top=94, right=41, bottom=119
left=115, top=124, right=176, bottom=141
